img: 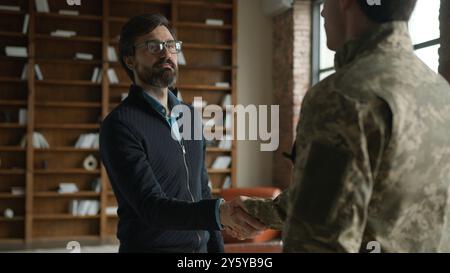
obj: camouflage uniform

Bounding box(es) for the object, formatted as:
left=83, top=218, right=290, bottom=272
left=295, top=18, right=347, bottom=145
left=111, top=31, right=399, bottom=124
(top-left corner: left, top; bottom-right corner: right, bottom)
left=244, top=22, right=450, bottom=253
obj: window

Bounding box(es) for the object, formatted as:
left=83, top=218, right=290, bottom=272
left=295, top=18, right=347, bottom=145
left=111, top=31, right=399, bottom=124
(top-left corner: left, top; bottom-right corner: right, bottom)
left=312, top=0, right=441, bottom=84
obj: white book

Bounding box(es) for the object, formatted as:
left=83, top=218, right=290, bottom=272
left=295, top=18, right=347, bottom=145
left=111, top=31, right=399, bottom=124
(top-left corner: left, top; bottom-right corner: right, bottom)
left=215, top=82, right=230, bottom=88
left=58, top=9, right=79, bottom=16
left=205, top=19, right=224, bottom=26
left=121, top=93, right=128, bottom=101
left=51, top=30, right=76, bottom=37
left=22, top=14, right=29, bottom=34
left=34, top=64, right=43, bottom=80
left=18, top=108, right=27, bottom=125
left=35, top=0, right=50, bottom=13
left=78, top=134, right=91, bottom=148
left=74, top=134, right=85, bottom=148
left=69, top=200, right=78, bottom=216
left=107, top=68, right=119, bottom=84
left=218, top=135, right=232, bottom=150
left=5, top=46, right=28, bottom=57
left=77, top=200, right=90, bottom=216
left=92, top=134, right=99, bottom=149
left=211, top=156, right=232, bottom=169
left=91, top=67, right=99, bottom=83
left=75, top=53, right=93, bottom=60
left=58, top=183, right=79, bottom=194
left=32, top=133, right=40, bottom=148
left=87, top=201, right=100, bottom=216
left=108, top=46, right=118, bottom=62
left=20, top=64, right=28, bottom=80
left=96, top=68, right=103, bottom=83
left=11, top=187, right=25, bottom=196
left=20, top=134, right=27, bottom=148
left=36, top=132, right=49, bottom=148
left=177, top=51, right=186, bottom=66
left=106, top=206, right=118, bottom=216
left=222, top=176, right=231, bottom=189
left=0, top=5, right=21, bottom=11
left=221, top=94, right=232, bottom=107
left=224, top=112, right=232, bottom=129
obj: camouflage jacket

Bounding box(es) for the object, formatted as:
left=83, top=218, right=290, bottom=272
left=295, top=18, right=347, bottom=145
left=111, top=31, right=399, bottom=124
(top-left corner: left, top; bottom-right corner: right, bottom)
left=244, top=22, right=450, bottom=253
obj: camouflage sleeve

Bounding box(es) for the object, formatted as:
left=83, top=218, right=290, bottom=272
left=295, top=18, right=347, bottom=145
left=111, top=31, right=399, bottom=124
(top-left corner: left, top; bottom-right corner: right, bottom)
left=283, top=91, right=391, bottom=253
left=242, top=190, right=290, bottom=230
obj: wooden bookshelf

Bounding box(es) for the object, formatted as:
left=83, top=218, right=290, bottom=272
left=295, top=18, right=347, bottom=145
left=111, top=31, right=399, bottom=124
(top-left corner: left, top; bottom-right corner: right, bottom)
left=0, top=0, right=237, bottom=247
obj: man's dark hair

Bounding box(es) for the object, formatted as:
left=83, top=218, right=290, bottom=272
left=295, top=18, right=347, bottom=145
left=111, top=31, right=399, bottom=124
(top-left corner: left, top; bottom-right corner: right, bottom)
left=119, top=14, right=174, bottom=82
left=356, top=0, right=417, bottom=23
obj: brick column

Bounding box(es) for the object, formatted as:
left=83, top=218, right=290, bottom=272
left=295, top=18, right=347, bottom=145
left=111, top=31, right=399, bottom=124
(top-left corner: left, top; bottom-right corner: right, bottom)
left=272, top=0, right=312, bottom=189
left=439, top=0, right=450, bottom=83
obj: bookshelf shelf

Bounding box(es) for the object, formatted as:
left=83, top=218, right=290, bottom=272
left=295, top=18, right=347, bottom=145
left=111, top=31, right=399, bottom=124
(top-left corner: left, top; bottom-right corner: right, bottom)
left=0, top=0, right=237, bottom=247
left=34, top=124, right=100, bottom=130
left=175, top=22, right=233, bottom=30
left=34, top=147, right=98, bottom=153
left=0, top=31, right=27, bottom=38
left=34, top=191, right=100, bottom=198
left=0, top=169, right=26, bottom=175
left=0, top=100, right=28, bottom=106
left=33, top=214, right=100, bottom=220
left=34, top=169, right=101, bottom=175
left=35, top=101, right=102, bottom=108
left=0, top=193, right=25, bottom=199
left=35, top=34, right=102, bottom=43
left=36, top=12, right=102, bottom=21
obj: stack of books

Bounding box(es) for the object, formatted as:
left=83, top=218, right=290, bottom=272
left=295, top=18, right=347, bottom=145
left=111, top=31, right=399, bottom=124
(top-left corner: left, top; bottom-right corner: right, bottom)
left=0, top=5, right=21, bottom=11
left=75, top=53, right=94, bottom=61
left=58, top=183, right=79, bottom=194
left=74, top=133, right=99, bottom=149
left=50, top=29, right=76, bottom=38
left=69, top=200, right=100, bottom=216
left=5, top=46, right=27, bottom=58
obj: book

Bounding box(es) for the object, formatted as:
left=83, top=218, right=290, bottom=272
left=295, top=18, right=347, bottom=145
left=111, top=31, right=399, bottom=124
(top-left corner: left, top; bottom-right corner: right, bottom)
left=108, top=46, right=118, bottom=62
left=121, top=93, right=128, bottom=101
left=205, top=19, right=224, bottom=26
left=74, top=53, right=93, bottom=60
left=20, top=132, right=49, bottom=148
left=50, top=29, right=76, bottom=38
left=75, top=133, right=99, bottom=148
left=11, top=187, right=25, bottom=196
left=96, top=68, right=103, bottom=83
left=20, top=64, right=28, bottom=80
left=215, top=82, right=230, bottom=88
left=211, top=156, right=232, bottom=169
left=69, top=200, right=78, bottom=216
left=221, top=94, right=232, bottom=107
left=34, top=64, right=43, bottom=80
left=0, top=5, right=20, bottom=11
left=107, top=68, right=119, bottom=84
left=58, top=183, right=79, bottom=194
left=58, top=9, right=79, bottom=16
left=218, top=135, right=232, bottom=150
left=91, top=178, right=101, bottom=193
left=222, top=176, right=231, bottom=189
left=91, top=67, right=99, bottom=83
left=177, top=51, right=187, bottom=66
left=22, top=14, right=29, bottom=34
left=35, top=0, right=50, bottom=13
left=106, top=206, right=118, bottom=216
left=18, top=108, right=27, bottom=125
left=5, top=46, right=28, bottom=58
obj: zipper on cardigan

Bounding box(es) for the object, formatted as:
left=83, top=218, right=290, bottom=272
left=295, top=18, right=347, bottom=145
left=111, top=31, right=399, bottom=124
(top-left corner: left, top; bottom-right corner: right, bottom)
left=180, top=139, right=202, bottom=252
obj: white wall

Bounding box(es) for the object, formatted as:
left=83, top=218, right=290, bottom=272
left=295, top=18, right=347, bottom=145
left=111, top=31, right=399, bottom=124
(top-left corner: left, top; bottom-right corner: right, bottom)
left=236, top=0, right=274, bottom=187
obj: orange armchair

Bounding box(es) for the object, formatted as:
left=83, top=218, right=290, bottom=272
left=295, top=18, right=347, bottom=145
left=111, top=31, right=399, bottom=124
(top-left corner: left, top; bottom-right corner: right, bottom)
left=219, top=187, right=282, bottom=244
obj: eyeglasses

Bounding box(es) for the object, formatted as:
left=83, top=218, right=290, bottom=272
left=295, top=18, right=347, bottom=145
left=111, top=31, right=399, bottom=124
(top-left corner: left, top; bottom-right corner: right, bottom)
left=134, top=40, right=183, bottom=54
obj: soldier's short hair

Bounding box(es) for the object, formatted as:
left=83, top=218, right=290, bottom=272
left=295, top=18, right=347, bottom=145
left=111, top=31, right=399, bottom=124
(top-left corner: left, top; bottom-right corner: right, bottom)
left=357, top=0, right=418, bottom=23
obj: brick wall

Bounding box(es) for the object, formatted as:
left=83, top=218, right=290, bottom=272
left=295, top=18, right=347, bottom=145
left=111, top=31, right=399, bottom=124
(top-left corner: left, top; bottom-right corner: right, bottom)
left=272, top=0, right=312, bottom=189
left=440, top=0, right=450, bottom=83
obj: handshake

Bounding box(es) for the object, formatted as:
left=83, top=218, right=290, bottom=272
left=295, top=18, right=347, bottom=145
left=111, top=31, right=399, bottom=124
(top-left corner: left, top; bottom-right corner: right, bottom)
left=219, top=196, right=267, bottom=240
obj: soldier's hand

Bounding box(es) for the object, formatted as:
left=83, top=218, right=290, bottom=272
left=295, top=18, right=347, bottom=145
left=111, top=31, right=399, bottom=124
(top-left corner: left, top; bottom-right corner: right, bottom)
left=220, top=196, right=267, bottom=240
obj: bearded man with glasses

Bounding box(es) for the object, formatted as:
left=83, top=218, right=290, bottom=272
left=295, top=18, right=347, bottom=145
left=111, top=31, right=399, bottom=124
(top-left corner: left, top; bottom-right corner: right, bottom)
left=99, top=14, right=264, bottom=253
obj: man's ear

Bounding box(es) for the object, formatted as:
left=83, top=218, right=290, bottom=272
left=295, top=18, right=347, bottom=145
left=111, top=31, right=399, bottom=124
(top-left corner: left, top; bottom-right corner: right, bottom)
left=338, top=0, right=353, bottom=12
left=124, top=55, right=135, bottom=71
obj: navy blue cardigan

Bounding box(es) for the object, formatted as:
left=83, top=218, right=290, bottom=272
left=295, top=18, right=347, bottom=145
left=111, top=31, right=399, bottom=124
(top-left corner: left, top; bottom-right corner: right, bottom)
left=100, top=84, right=224, bottom=253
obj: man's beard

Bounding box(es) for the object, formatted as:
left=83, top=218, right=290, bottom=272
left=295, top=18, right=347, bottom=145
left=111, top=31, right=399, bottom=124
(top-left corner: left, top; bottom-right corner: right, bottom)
left=136, top=59, right=178, bottom=88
